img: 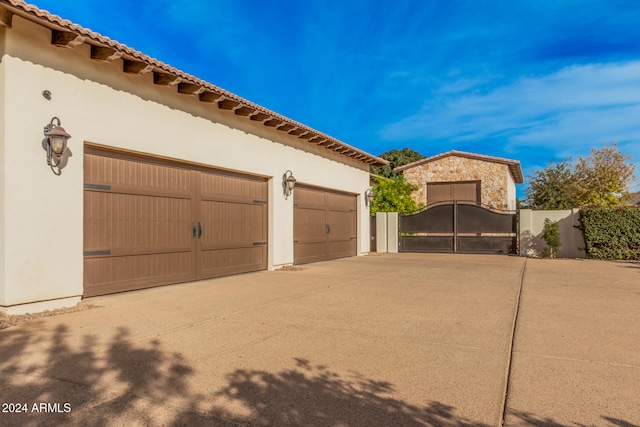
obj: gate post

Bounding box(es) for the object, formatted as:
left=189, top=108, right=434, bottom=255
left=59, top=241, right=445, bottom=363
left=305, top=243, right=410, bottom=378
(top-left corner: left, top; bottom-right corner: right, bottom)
left=453, top=201, right=458, bottom=253
left=375, top=212, right=388, bottom=253
left=387, top=212, right=398, bottom=253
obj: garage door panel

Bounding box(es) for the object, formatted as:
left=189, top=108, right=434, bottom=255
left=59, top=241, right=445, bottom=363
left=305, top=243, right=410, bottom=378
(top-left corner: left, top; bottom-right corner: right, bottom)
left=85, top=151, right=192, bottom=192
left=198, top=196, right=267, bottom=278
left=294, top=186, right=325, bottom=209
left=83, top=252, right=194, bottom=297
left=84, top=192, right=192, bottom=251
left=294, top=242, right=327, bottom=265
left=453, top=182, right=480, bottom=202
left=200, top=171, right=267, bottom=201
left=427, top=181, right=480, bottom=205
left=329, top=240, right=357, bottom=260
left=326, top=192, right=356, bottom=211
left=327, top=210, right=356, bottom=239
left=294, top=208, right=326, bottom=241
left=200, top=247, right=266, bottom=278
left=200, top=201, right=266, bottom=245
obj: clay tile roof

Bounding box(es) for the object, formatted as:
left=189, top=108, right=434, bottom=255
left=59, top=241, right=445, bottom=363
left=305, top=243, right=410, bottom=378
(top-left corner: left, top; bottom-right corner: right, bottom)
left=1, top=0, right=387, bottom=167
left=394, top=150, right=524, bottom=183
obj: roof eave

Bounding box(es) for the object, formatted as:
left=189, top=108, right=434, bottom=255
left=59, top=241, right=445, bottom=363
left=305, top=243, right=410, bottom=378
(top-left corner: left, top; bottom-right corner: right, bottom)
left=0, top=0, right=387, bottom=167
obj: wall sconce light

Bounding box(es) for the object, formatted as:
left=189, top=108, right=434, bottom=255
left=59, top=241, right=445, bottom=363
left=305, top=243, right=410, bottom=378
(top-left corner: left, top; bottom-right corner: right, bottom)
left=42, top=117, right=71, bottom=175
left=282, top=170, right=297, bottom=199
left=365, top=188, right=375, bottom=208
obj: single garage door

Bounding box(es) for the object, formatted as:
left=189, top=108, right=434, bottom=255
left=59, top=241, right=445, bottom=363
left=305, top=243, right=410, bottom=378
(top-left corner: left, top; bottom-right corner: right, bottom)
left=293, top=185, right=357, bottom=264
left=427, top=181, right=480, bottom=205
left=83, top=146, right=267, bottom=297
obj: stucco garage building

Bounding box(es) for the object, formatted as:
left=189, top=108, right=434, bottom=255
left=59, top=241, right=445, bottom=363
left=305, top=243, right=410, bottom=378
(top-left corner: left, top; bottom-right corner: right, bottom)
left=396, top=150, right=524, bottom=210
left=0, top=1, right=386, bottom=313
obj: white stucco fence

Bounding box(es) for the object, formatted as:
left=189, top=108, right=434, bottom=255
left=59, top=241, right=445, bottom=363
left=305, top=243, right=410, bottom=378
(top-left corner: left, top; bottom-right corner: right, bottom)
left=519, top=209, right=585, bottom=258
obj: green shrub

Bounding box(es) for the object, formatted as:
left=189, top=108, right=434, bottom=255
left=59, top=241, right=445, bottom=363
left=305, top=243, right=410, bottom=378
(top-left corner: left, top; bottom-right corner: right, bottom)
left=542, top=218, right=562, bottom=258
left=579, top=207, right=640, bottom=260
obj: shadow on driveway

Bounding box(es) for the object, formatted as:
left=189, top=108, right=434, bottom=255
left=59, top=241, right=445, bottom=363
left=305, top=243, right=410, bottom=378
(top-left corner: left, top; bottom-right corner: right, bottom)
left=0, top=322, right=492, bottom=426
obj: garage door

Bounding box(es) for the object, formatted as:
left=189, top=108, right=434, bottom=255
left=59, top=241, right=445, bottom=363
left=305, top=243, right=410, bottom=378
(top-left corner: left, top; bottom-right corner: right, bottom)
left=427, top=181, right=480, bottom=205
left=83, top=146, right=267, bottom=297
left=293, top=186, right=357, bottom=264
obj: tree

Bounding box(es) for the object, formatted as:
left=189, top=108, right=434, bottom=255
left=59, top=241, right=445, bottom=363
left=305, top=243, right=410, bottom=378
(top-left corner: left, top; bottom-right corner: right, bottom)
left=573, top=142, right=636, bottom=207
left=524, top=160, right=577, bottom=209
left=371, top=148, right=423, bottom=178
left=542, top=218, right=562, bottom=258
left=370, top=175, right=423, bottom=214
left=524, top=142, right=636, bottom=209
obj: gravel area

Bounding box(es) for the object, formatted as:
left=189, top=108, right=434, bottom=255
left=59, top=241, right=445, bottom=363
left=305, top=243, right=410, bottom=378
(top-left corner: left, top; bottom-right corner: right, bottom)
left=0, top=303, right=96, bottom=330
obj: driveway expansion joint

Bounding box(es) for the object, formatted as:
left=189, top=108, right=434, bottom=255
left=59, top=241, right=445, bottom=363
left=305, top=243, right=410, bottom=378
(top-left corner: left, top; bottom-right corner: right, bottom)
left=500, top=257, right=527, bottom=427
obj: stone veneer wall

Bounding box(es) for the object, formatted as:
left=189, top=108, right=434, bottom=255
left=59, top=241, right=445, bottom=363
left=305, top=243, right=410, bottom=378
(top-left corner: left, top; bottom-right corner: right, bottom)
left=403, top=156, right=510, bottom=209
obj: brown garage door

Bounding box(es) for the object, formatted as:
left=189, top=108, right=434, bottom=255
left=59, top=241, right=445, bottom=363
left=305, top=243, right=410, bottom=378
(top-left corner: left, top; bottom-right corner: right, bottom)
left=427, top=181, right=480, bottom=205
left=198, top=169, right=268, bottom=279
left=293, top=186, right=357, bottom=264
left=83, top=146, right=267, bottom=297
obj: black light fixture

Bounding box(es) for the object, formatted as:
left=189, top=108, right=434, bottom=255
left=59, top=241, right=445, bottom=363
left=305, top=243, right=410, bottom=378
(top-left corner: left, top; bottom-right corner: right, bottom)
left=365, top=188, right=375, bottom=208
left=43, top=117, right=71, bottom=175
left=283, top=170, right=297, bottom=199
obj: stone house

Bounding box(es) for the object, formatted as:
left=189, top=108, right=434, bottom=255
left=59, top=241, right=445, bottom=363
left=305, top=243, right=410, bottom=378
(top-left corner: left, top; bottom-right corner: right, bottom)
left=395, top=151, right=524, bottom=210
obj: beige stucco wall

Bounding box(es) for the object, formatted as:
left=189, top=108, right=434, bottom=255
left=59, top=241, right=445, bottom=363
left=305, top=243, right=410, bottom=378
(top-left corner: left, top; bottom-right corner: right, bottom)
left=403, top=156, right=513, bottom=210
left=0, top=15, right=373, bottom=313
left=519, top=209, right=585, bottom=258
left=506, top=169, right=516, bottom=210
left=0, top=28, right=5, bottom=309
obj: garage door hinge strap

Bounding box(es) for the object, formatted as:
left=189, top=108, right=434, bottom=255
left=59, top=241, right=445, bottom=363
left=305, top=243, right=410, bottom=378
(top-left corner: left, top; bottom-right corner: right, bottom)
left=84, top=249, right=111, bottom=256
left=84, top=183, right=111, bottom=191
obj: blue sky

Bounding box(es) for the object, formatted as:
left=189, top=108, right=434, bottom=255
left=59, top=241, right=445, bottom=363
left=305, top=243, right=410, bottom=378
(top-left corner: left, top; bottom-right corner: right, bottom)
left=30, top=0, right=640, bottom=197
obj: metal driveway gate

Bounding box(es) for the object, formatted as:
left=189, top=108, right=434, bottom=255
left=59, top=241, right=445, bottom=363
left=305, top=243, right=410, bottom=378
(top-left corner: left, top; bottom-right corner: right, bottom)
left=399, top=201, right=518, bottom=254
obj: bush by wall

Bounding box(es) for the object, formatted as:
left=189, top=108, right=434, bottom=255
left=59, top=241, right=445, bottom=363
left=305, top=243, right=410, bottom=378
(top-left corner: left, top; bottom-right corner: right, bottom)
left=542, top=218, right=562, bottom=258
left=579, top=206, right=640, bottom=260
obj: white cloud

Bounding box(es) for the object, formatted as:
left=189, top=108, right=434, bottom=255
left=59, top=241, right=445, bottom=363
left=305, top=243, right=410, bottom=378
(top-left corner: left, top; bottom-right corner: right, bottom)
left=381, top=61, right=640, bottom=152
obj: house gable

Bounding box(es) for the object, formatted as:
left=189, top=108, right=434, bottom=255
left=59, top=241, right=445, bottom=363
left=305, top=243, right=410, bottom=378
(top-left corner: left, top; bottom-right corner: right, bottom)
left=396, top=151, right=523, bottom=210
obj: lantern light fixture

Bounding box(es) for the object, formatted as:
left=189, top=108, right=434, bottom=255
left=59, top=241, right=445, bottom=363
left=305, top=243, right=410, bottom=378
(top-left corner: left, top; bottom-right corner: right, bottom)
left=365, top=188, right=375, bottom=208
left=43, top=116, right=71, bottom=175
left=282, top=170, right=297, bottom=199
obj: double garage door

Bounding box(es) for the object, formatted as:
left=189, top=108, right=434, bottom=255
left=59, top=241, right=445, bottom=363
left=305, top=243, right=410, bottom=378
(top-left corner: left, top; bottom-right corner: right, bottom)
left=83, top=147, right=267, bottom=297
left=293, top=186, right=357, bottom=264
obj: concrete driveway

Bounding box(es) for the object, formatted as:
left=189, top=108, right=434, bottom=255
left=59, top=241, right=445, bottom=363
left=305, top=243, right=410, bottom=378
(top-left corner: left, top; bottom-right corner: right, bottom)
left=1, top=254, right=638, bottom=426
